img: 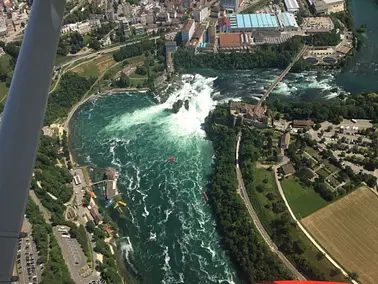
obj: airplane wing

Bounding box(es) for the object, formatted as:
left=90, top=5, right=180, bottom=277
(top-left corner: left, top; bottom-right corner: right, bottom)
left=0, top=0, right=65, bottom=282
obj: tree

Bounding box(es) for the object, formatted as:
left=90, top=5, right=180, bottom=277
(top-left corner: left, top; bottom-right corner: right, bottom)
left=348, top=271, right=359, bottom=281
left=117, top=72, right=131, bottom=88
left=86, top=220, right=96, bottom=233
left=135, top=66, right=147, bottom=75
left=256, top=184, right=265, bottom=192
left=329, top=268, right=341, bottom=277
left=316, top=251, right=325, bottom=260
left=89, top=37, right=101, bottom=50
left=293, top=240, right=306, bottom=255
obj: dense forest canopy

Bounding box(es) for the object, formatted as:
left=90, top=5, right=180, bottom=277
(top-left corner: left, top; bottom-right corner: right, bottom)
left=269, top=93, right=378, bottom=123
left=45, top=72, right=95, bottom=125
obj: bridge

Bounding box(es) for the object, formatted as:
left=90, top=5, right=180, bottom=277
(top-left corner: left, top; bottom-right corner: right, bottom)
left=257, top=45, right=308, bottom=107
left=86, top=180, right=107, bottom=187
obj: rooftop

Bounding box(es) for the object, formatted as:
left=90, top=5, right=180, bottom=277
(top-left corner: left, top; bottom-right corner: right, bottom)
left=219, top=33, right=241, bottom=47
left=284, top=0, right=300, bottom=9
left=293, top=120, right=314, bottom=128
left=229, top=13, right=279, bottom=29
left=182, top=19, right=194, bottom=32
left=323, top=0, right=344, bottom=4
left=230, top=102, right=267, bottom=119
left=281, top=163, right=295, bottom=175
left=192, top=24, right=206, bottom=39
left=278, top=12, right=299, bottom=28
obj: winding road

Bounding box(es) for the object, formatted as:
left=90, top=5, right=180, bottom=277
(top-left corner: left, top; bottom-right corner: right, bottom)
left=235, top=133, right=306, bottom=280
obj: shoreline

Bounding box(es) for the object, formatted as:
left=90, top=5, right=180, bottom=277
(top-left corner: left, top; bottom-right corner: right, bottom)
left=65, top=87, right=151, bottom=166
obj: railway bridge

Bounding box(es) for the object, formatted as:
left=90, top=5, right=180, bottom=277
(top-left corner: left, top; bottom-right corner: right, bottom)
left=257, top=45, right=308, bottom=107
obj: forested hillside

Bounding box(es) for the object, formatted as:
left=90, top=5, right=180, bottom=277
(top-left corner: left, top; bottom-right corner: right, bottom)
left=205, top=104, right=293, bottom=283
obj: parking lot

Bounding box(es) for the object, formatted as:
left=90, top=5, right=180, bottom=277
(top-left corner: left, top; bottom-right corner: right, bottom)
left=53, top=226, right=101, bottom=284
left=17, top=219, right=41, bottom=284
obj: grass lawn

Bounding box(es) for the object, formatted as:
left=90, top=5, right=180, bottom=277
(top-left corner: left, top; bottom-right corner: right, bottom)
left=55, top=55, right=72, bottom=66
left=72, top=54, right=116, bottom=78
left=281, top=177, right=328, bottom=219
left=83, top=35, right=91, bottom=45
left=305, top=146, right=322, bottom=162
left=0, top=54, right=11, bottom=102
left=316, top=167, right=329, bottom=178
left=0, top=81, right=8, bottom=102
left=127, top=55, right=144, bottom=64
left=129, top=72, right=146, bottom=79
left=247, top=167, right=278, bottom=235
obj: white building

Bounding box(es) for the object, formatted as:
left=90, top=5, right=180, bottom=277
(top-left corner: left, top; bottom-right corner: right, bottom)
left=284, top=0, right=300, bottom=13
left=193, top=6, right=209, bottom=22
left=181, top=19, right=195, bottom=43
left=60, top=20, right=101, bottom=35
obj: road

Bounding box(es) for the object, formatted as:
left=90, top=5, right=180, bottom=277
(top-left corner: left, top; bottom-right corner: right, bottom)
left=272, top=156, right=359, bottom=284
left=235, top=133, right=306, bottom=280
left=55, top=36, right=161, bottom=70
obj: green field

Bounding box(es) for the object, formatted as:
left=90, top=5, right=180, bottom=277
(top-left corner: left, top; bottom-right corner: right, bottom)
left=247, top=167, right=278, bottom=235
left=281, top=177, right=328, bottom=218
left=316, top=167, right=330, bottom=178
left=0, top=54, right=11, bottom=101
left=129, top=72, right=147, bottom=87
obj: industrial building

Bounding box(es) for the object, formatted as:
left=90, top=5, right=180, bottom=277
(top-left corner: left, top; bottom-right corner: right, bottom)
left=181, top=19, right=195, bottom=43
left=229, top=13, right=298, bottom=32
left=310, top=0, right=344, bottom=14
left=229, top=14, right=280, bottom=32
left=277, top=12, right=299, bottom=31
left=284, top=0, right=300, bottom=13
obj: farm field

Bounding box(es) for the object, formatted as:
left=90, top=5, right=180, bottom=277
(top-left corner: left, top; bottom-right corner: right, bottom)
left=302, top=186, right=378, bottom=284
left=281, top=177, right=328, bottom=218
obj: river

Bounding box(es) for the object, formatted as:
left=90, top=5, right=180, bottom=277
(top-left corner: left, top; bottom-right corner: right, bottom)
left=69, top=0, right=378, bottom=283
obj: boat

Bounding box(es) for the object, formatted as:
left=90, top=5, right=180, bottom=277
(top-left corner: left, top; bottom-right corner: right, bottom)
left=88, top=113, right=91, bottom=119
left=105, top=200, right=113, bottom=208
left=203, top=192, right=209, bottom=201
left=118, top=201, right=127, bottom=206
left=167, top=157, right=176, bottom=162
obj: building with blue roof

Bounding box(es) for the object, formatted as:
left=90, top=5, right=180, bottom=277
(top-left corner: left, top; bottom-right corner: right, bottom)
left=229, top=13, right=280, bottom=32
left=277, top=12, right=299, bottom=31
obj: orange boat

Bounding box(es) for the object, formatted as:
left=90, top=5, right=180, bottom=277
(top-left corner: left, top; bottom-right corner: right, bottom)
left=167, top=157, right=176, bottom=162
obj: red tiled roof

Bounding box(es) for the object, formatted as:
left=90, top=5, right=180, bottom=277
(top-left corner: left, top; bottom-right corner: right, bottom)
left=219, top=33, right=241, bottom=48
